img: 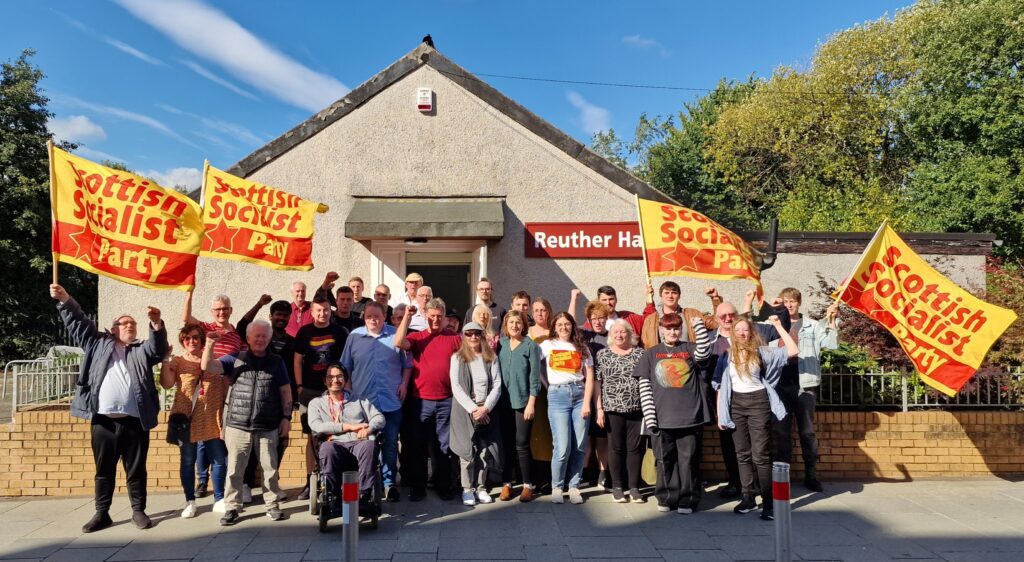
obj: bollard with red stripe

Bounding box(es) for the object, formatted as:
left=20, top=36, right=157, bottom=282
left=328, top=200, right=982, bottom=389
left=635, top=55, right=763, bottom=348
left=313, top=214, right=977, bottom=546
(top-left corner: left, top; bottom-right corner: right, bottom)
left=341, top=471, right=359, bottom=562
left=772, top=462, right=792, bottom=562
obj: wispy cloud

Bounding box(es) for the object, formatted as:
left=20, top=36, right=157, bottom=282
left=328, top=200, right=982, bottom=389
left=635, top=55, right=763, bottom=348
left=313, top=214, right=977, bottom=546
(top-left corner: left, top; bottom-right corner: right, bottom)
left=622, top=34, right=669, bottom=57
left=55, top=10, right=166, bottom=66
left=106, top=39, right=166, bottom=66
left=115, top=0, right=348, bottom=112
left=49, top=115, right=107, bottom=143
left=566, top=91, right=611, bottom=135
left=157, top=104, right=266, bottom=148
left=181, top=59, right=261, bottom=101
left=54, top=95, right=201, bottom=150
left=139, top=167, right=203, bottom=190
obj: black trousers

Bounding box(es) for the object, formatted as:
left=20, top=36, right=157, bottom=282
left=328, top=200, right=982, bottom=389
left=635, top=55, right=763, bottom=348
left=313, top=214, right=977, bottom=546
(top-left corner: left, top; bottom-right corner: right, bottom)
left=606, top=411, right=644, bottom=490
left=652, top=425, right=702, bottom=509
left=730, top=390, right=773, bottom=503
left=773, top=385, right=819, bottom=470
left=91, top=414, right=149, bottom=513
left=499, top=399, right=535, bottom=485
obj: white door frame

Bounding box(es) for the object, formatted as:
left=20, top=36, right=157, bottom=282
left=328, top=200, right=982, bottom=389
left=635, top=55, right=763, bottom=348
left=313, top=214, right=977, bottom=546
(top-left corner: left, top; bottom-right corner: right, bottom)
left=369, top=240, right=487, bottom=306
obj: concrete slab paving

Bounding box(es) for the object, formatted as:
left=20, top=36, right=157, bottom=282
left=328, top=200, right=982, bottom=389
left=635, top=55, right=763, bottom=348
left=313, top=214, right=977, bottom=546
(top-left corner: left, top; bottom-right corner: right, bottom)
left=0, top=479, right=1022, bottom=561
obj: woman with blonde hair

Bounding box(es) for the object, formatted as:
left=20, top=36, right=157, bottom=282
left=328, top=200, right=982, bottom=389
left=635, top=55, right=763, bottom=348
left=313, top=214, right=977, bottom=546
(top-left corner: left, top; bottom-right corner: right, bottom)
left=449, top=322, right=503, bottom=506
left=471, top=304, right=499, bottom=350
left=712, top=315, right=798, bottom=521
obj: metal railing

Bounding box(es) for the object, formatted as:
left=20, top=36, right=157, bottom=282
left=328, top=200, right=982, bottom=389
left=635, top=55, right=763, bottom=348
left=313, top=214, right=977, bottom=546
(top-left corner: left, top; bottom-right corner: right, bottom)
left=4, top=354, right=83, bottom=421
left=818, top=367, right=1024, bottom=411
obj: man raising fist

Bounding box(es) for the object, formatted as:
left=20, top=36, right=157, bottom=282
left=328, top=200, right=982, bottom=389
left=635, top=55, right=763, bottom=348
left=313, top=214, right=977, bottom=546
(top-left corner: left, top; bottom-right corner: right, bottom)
left=51, top=284, right=167, bottom=534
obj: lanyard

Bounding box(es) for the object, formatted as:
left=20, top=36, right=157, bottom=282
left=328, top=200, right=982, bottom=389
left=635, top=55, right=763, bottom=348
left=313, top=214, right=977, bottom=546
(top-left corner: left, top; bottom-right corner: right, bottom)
left=328, top=394, right=344, bottom=424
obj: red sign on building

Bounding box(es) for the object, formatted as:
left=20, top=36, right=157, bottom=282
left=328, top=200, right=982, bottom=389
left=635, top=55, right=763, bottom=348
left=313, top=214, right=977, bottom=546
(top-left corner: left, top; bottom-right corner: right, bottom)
left=524, top=222, right=643, bottom=258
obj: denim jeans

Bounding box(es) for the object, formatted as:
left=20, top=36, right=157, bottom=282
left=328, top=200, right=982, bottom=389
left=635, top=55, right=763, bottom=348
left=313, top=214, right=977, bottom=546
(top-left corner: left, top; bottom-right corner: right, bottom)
left=195, top=441, right=210, bottom=485
left=180, top=438, right=227, bottom=502
left=380, top=408, right=403, bottom=488
left=547, top=382, right=588, bottom=490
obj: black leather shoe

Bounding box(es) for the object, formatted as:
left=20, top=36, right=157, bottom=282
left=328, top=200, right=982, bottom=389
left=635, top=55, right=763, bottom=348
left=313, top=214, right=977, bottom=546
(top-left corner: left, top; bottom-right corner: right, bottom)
left=131, top=511, right=152, bottom=530
left=82, top=511, right=112, bottom=533
left=804, top=477, right=824, bottom=493
left=195, top=480, right=209, bottom=498
left=409, top=489, right=426, bottom=502
left=297, top=484, right=310, bottom=501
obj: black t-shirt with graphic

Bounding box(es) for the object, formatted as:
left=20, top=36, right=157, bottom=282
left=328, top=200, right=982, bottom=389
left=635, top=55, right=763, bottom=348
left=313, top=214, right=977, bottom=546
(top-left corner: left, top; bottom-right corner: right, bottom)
left=633, top=341, right=710, bottom=429
left=294, top=323, right=349, bottom=392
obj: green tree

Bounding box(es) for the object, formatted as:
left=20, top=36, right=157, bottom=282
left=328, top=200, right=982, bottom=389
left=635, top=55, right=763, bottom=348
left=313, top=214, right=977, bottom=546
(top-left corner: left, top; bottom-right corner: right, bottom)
left=645, top=78, right=759, bottom=229
left=0, top=50, right=97, bottom=361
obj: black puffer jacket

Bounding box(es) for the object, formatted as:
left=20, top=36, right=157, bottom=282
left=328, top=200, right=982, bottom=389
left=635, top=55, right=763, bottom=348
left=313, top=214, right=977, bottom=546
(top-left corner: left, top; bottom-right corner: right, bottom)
left=224, top=352, right=286, bottom=432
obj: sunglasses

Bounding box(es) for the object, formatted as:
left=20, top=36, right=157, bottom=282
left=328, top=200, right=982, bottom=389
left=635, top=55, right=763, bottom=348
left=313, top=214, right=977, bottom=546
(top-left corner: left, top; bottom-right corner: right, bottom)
left=116, top=320, right=137, bottom=327
left=464, top=331, right=483, bottom=338
left=718, top=313, right=737, bottom=320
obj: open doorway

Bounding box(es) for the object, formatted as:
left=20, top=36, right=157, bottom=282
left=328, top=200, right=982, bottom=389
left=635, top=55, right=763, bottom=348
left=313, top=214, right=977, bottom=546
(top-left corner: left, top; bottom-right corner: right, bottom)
left=406, top=252, right=472, bottom=318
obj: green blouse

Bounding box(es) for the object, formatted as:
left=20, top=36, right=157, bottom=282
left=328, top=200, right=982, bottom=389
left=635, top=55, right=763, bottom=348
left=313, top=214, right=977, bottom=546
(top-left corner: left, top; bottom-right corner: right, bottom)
left=497, top=336, right=542, bottom=409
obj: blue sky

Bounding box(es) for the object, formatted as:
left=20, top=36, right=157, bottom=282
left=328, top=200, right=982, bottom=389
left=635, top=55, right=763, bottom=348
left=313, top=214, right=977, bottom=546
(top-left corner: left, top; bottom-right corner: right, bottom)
left=4, top=0, right=912, bottom=190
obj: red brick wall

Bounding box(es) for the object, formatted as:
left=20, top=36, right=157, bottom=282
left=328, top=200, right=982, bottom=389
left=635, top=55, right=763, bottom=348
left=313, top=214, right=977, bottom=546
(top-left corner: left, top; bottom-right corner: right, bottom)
left=1, top=409, right=1021, bottom=497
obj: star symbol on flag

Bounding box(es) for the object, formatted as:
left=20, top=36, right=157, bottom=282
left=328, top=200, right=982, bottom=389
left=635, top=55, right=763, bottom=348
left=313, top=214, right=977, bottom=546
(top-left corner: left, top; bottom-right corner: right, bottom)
left=67, top=222, right=97, bottom=264
left=205, top=220, right=239, bottom=253
left=652, top=241, right=703, bottom=273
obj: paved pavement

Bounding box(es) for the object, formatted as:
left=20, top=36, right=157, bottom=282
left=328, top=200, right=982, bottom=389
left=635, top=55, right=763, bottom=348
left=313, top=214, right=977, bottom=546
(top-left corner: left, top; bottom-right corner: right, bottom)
left=2, top=479, right=1023, bottom=561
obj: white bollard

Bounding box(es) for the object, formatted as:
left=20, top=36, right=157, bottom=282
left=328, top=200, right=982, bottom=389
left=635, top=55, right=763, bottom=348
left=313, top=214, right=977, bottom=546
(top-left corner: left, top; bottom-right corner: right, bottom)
left=342, top=471, right=359, bottom=562
left=773, top=462, right=792, bottom=562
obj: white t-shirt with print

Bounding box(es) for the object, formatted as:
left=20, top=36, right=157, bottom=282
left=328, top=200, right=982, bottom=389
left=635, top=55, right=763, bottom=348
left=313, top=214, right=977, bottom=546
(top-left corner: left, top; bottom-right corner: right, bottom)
left=540, top=339, right=592, bottom=386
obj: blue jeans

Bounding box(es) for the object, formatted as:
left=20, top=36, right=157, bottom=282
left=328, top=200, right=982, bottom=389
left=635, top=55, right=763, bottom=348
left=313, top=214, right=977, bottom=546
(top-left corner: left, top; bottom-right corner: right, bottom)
left=548, top=382, right=588, bottom=490
left=180, top=439, right=227, bottom=501
left=195, top=441, right=210, bottom=484
left=380, top=408, right=403, bottom=488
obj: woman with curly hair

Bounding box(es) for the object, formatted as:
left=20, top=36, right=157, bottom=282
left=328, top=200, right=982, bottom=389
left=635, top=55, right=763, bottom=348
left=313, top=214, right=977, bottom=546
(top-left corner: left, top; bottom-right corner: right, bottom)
left=539, top=312, right=594, bottom=505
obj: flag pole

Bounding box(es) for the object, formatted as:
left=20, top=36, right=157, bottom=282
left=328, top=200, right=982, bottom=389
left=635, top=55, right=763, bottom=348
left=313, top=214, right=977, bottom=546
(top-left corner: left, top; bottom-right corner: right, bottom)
left=832, top=219, right=888, bottom=302
left=199, top=159, right=209, bottom=209
left=48, top=141, right=59, bottom=285
left=634, top=194, right=652, bottom=283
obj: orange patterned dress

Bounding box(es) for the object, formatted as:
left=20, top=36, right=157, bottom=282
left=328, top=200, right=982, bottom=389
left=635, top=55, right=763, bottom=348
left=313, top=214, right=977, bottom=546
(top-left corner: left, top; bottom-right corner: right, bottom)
left=168, top=356, right=229, bottom=443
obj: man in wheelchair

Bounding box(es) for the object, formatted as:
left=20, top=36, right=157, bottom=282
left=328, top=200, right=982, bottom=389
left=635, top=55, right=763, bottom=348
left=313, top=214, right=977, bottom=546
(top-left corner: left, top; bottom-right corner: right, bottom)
left=308, top=364, right=384, bottom=510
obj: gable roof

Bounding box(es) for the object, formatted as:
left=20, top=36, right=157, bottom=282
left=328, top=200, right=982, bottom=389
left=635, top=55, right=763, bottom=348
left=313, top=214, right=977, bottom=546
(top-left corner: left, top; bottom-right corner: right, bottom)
left=227, top=43, right=678, bottom=205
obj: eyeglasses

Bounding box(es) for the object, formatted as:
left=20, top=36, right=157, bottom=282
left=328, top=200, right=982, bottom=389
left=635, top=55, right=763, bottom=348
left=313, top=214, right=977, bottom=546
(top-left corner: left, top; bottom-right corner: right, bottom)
left=182, top=335, right=202, bottom=342
left=590, top=317, right=608, bottom=324
left=718, top=313, right=737, bottom=320
left=116, top=320, right=137, bottom=327
left=326, top=375, right=346, bottom=381
left=464, top=331, right=483, bottom=338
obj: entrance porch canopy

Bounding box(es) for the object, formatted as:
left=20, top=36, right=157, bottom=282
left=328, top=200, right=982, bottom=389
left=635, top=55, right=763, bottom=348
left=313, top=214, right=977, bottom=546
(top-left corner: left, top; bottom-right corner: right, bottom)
left=345, top=196, right=504, bottom=240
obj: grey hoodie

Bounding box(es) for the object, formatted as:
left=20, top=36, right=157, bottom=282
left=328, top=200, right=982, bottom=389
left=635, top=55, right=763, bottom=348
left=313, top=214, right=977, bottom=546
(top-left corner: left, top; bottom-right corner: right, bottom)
left=307, top=390, right=384, bottom=442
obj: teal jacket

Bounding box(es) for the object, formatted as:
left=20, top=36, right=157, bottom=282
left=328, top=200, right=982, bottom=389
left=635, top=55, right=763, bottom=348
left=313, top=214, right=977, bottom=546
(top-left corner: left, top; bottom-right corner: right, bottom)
left=496, top=336, right=542, bottom=409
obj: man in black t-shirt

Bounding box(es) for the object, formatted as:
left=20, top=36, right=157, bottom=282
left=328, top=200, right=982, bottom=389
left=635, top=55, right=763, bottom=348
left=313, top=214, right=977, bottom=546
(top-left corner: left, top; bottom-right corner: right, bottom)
left=633, top=313, right=713, bottom=514
left=292, top=296, right=349, bottom=498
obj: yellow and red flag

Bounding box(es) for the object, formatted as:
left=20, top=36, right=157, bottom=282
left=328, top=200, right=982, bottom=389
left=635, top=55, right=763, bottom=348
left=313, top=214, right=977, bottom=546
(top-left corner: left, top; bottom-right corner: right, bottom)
left=833, top=222, right=1017, bottom=395
left=199, top=163, right=326, bottom=270
left=636, top=196, right=763, bottom=297
left=49, top=145, right=203, bottom=291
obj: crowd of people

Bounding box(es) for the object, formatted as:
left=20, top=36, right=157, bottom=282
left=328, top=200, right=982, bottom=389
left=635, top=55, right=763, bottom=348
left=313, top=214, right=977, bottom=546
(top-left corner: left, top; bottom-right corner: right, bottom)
left=51, top=270, right=839, bottom=532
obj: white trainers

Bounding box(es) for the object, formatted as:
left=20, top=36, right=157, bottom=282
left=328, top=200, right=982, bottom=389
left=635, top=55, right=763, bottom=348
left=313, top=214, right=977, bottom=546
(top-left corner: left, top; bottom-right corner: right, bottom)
left=180, top=500, right=197, bottom=519
left=476, top=489, right=494, bottom=504
left=550, top=487, right=565, bottom=504
left=568, top=488, right=584, bottom=504
left=677, top=506, right=693, bottom=514
left=241, top=485, right=253, bottom=504
left=212, top=499, right=227, bottom=513
left=462, top=490, right=477, bottom=506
